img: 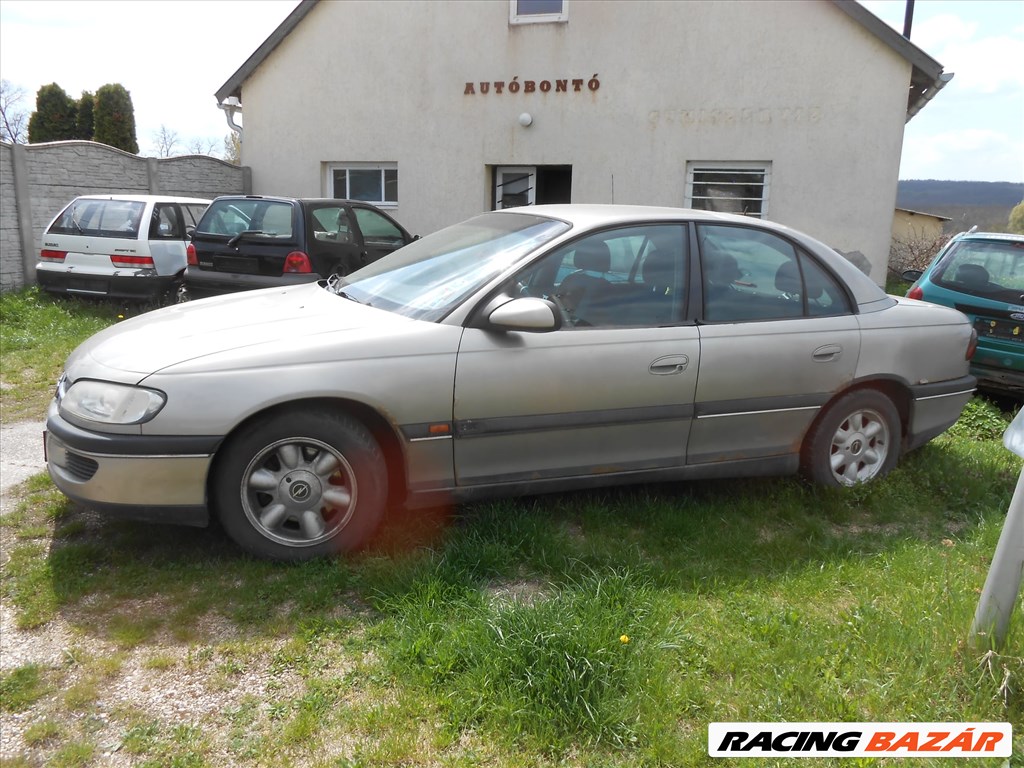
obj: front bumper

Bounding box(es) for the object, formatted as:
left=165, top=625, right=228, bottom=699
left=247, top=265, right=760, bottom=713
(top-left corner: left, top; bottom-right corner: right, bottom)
left=45, top=404, right=222, bottom=527
left=37, top=264, right=177, bottom=302
left=905, top=375, right=977, bottom=451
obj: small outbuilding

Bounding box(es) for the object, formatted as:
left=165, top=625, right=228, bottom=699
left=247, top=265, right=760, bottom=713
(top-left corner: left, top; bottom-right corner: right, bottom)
left=215, top=0, right=950, bottom=285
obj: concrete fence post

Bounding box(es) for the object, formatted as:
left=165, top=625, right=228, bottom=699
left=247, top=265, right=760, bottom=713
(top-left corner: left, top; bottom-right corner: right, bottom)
left=10, top=143, right=36, bottom=287
left=147, top=157, right=161, bottom=195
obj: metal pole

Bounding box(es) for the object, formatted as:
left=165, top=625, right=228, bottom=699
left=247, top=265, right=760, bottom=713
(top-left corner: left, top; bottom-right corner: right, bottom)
left=970, top=464, right=1024, bottom=650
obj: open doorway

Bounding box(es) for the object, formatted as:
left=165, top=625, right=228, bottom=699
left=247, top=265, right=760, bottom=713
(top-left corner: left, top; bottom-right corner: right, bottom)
left=493, top=165, right=572, bottom=209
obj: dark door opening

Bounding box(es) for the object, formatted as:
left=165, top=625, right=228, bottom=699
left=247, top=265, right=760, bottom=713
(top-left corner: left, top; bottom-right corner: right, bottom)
left=493, top=165, right=572, bottom=209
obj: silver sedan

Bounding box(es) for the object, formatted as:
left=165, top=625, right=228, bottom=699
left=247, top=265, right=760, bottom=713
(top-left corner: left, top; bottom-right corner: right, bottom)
left=46, top=205, right=977, bottom=560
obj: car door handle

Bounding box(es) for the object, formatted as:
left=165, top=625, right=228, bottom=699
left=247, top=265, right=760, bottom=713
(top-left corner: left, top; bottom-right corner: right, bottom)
left=812, top=344, right=843, bottom=362
left=649, top=355, right=689, bottom=375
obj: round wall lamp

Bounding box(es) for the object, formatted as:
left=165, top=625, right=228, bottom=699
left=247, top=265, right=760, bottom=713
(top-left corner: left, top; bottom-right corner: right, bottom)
left=518, top=112, right=533, bottom=127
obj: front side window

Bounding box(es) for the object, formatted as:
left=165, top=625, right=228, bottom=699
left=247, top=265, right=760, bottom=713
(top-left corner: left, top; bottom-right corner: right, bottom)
left=329, top=164, right=398, bottom=206
left=686, top=162, right=770, bottom=219
left=510, top=0, right=567, bottom=24
left=699, top=224, right=849, bottom=322
left=48, top=199, right=146, bottom=239
left=513, top=225, right=688, bottom=328
left=933, top=238, right=1024, bottom=304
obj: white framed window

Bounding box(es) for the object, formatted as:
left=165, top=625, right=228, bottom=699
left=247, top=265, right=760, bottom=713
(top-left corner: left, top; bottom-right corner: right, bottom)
left=327, top=163, right=398, bottom=207
left=685, top=162, right=771, bottom=219
left=509, top=0, right=568, bottom=25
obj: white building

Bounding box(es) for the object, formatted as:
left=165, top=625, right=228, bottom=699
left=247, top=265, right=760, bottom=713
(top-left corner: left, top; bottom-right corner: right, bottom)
left=215, top=0, right=949, bottom=284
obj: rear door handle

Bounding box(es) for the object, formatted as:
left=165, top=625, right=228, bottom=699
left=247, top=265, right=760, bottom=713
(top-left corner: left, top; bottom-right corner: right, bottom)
left=812, top=344, right=842, bottom=362
left=649, top=355, right=689, bottom=375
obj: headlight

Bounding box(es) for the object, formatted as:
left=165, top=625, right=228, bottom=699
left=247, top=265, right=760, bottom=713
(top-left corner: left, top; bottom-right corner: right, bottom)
left=59, top=379, right=166, bottom=425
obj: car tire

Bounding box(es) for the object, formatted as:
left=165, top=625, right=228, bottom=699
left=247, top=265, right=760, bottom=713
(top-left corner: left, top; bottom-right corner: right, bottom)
left=213, top=409, right=387, bottom=560
left=801, top=389, right=900, bottom=487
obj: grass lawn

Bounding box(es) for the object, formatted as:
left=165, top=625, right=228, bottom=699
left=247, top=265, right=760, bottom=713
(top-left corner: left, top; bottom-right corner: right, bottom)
left=0, top=287, right=1021, bottom=767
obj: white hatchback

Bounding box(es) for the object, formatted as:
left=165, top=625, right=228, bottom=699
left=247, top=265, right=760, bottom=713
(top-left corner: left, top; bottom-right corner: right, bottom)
left=37, top=194, right=210, bottom=303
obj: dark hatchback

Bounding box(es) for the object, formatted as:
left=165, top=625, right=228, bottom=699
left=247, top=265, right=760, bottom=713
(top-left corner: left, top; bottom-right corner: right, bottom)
left=181, top=195, right=414, bottom=300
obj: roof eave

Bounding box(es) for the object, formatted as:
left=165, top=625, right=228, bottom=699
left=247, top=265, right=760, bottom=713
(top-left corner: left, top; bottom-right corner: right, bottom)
left=829, top=0, right=950, bottom=121
left=215, top=0, right=319, bottom=104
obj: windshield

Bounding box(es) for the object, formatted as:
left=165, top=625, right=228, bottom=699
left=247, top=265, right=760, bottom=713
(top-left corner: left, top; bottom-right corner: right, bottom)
left=333, top=212, right=570, bottom=321
left=934, top=238, right=1024, bottom=304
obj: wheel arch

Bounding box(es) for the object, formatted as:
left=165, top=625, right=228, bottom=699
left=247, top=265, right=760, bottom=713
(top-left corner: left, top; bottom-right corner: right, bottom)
left=803, top=376, right=913, bottom=451
left=207, top=397, right=409, bottom=511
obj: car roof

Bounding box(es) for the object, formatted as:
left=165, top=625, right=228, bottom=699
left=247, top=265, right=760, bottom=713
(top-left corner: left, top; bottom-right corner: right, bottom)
left=72, top=194, right=211, bottom=204
left=953, top=231, right=1024, bottom=243
left=210, top=196, right=364, bottom=205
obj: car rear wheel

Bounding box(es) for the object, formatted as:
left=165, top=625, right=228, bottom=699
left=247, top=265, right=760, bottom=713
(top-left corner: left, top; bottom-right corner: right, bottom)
left=801, top=389, right=900, bottom=487
left=213, top=410, right=387, bottom=560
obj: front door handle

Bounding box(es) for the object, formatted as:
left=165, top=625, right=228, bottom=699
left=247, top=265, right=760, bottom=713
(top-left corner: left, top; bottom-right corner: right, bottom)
left=650, top=355, right=689, bottom=375
left=812, top=344, right=843, bottom=362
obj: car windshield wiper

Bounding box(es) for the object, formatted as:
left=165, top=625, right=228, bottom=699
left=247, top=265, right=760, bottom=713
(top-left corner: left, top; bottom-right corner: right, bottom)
left=69, top=206, right=84, bottom=233
left=326, top=273, right=370, bottom=305
left=227, top=229, right=264, bottom=247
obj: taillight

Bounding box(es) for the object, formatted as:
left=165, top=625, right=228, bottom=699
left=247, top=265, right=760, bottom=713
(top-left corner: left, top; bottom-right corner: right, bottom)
left=40, top=249, right=67, bottom=262
left=966, top=328, right=977, bottom=361
left=186, top=243, right=198, bottom=266
left=109, top=255, right=155, bottom=268
left=906, top=285, right=924, bottom=301
left=283, top=251, right=312, bottom=273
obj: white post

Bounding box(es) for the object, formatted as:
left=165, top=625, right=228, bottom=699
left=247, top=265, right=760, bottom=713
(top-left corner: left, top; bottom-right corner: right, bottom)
left=970, top=411, right=1024, bottom=650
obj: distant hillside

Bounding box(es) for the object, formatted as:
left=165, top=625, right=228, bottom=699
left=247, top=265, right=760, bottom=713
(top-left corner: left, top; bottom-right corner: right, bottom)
left=897, top=180, right=1022, bottom=233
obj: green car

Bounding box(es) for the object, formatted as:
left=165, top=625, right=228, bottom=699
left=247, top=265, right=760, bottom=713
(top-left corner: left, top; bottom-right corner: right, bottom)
left=904, top=231, right=1024, bottom=397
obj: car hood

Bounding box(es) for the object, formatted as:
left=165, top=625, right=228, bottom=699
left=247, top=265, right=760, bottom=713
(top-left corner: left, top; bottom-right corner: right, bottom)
left=67, top=283, right=414, bottom=379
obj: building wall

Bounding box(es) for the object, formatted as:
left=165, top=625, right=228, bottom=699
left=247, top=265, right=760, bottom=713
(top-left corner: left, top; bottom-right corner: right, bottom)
left=892, top=209, right=947, bottom=243
left=239, top=0, right=913, bottom=284
left=0, top=140, right=250, bottom=292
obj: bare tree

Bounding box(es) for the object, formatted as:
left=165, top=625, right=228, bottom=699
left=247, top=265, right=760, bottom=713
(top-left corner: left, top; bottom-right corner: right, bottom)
left=186, top=136, right=219, bottom=156
left=888, top=233, right=951, bottom=281
left=0, top=79, right=29, bottom=143
left=152, top=124, right=179, bottom=157
left=223, top=132, right=241, bottom=165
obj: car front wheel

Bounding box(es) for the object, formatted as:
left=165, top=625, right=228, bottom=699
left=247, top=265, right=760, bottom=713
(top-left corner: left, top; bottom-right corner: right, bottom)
left=802, top=389, right=900, bottom=487
left=213, top=410, right=387, bottom=560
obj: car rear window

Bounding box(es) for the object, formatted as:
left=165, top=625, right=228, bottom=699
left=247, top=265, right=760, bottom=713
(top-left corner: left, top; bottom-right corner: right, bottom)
left=196, top=199, right=296, bottom=239
left=934, top=238, right=1024, bottom=304
left=47, top=199, right=147, bottom=239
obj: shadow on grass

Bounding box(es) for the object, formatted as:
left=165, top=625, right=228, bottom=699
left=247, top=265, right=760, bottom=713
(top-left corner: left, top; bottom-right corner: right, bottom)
left=33, top=431, right=1019, bottom=649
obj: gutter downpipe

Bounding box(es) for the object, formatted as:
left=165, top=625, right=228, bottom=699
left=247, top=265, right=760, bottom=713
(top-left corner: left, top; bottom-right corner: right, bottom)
left=906, top=71, right=953, bottom=123
left=219, top=96, right=243, bottom=139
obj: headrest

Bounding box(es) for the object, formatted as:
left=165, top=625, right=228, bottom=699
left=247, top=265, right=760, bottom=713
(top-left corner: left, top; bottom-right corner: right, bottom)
left=573, top=240, right=611, bottom=273
left=954, top=263, right=989, bottom=288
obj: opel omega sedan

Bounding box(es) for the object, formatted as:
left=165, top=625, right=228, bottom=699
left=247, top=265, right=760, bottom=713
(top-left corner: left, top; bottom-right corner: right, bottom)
left=46, top=205, right=977, bottom=560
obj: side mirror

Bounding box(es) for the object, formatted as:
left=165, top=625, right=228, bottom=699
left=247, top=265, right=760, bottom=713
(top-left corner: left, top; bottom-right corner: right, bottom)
left=901, top=269, right=923, bottom=282
left=487, top=297, right=561, bottom=332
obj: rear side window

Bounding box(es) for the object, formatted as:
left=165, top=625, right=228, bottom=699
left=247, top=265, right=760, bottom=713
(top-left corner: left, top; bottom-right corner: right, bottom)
left=196, top=199, right=296, bottom=239
left=934, top=238, right=1024, bottom=303
left=48, top=199, right=146, bottom=239
left=699, top=224, right=850, bottom=322
left=149, top=204, right=183, bottom=240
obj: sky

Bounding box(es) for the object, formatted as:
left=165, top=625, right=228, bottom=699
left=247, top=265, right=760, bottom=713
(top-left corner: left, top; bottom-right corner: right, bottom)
left=0, top=0, right=1021, bottom=182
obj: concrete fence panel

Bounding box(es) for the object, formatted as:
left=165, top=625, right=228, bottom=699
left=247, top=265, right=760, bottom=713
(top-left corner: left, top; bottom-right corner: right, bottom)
left=0, top=140, right=251, bottom=292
